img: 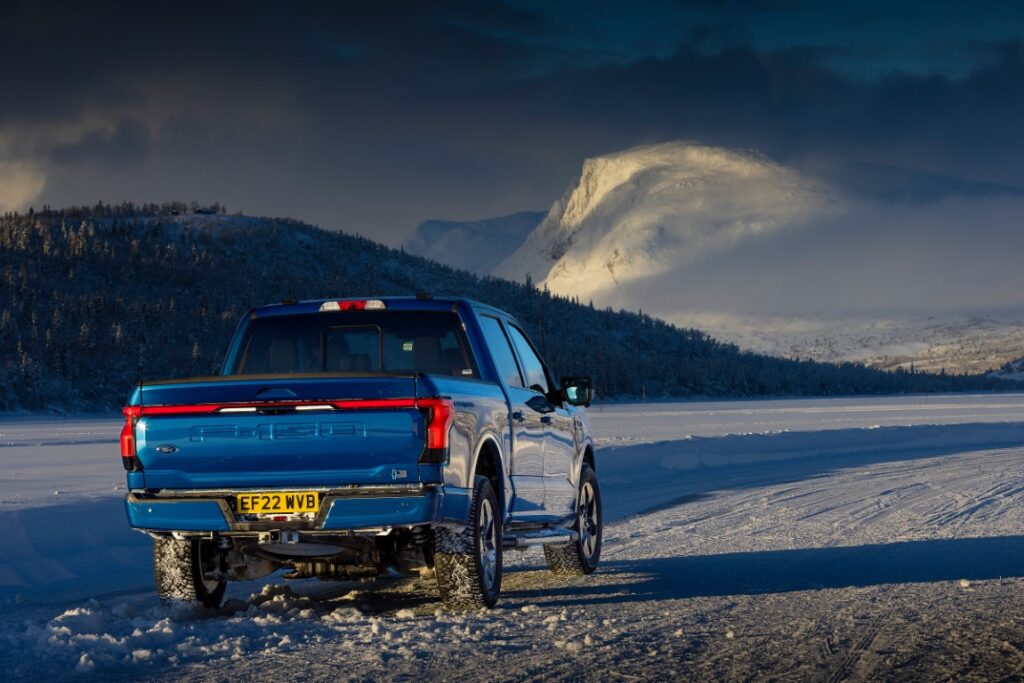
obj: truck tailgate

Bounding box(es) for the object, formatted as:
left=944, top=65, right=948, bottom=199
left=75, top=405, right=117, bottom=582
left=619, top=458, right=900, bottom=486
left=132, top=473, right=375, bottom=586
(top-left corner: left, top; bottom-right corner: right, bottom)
left=132, top=376, right=437, bottom=489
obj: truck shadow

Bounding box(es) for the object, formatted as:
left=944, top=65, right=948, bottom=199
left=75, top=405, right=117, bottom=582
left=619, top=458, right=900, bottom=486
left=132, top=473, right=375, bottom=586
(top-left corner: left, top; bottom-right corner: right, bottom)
left=599, top=421, right=1024, bottom=520
left=506, top=535, right=1024, bottom=608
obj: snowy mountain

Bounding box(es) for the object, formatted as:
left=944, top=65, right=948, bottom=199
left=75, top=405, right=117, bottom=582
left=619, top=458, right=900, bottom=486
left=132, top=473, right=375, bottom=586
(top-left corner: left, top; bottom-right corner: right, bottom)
left=682, top=311, right=1024, bottom=375
left=492, top=142, right=838, bottom=299
left=403, top=211, right=543, bottom=276
left=488, top=141, right=1024, bottom=373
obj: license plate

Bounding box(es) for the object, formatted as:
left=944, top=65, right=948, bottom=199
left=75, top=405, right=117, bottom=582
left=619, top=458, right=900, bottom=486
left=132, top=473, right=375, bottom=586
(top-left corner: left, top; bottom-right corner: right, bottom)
left=236, top=491, right=320, bottom=514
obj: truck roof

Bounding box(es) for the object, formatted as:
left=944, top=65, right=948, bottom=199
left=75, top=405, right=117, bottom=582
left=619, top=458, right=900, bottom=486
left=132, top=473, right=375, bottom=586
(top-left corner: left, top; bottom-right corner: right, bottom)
left=250, top=296, right=513, bottom=319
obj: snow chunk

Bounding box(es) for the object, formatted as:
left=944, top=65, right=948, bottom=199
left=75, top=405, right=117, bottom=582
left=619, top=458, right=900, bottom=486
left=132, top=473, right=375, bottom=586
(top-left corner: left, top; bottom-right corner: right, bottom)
left=76, top=653, right=95, bottom=672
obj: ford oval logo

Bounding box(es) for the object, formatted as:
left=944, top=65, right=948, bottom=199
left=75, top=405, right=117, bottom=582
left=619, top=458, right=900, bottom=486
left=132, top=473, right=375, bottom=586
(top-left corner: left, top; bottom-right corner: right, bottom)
left=155, top=444, right=178, bottom=454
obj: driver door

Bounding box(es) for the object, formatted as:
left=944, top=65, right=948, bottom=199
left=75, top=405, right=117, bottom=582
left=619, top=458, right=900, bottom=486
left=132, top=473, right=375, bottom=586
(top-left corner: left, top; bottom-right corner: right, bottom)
left=478, top=315, right=547, bottom=521
left=505, top=323, right=577, bottom=519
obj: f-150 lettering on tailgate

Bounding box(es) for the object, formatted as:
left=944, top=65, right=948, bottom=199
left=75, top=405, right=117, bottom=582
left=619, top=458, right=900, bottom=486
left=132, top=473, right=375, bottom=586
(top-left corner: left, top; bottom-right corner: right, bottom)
left=188, top=422, right=364, bottom=441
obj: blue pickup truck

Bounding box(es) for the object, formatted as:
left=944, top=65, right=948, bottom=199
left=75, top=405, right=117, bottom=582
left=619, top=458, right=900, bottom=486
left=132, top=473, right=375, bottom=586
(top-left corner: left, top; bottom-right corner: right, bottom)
left=121, top=296, right=600, bottom=609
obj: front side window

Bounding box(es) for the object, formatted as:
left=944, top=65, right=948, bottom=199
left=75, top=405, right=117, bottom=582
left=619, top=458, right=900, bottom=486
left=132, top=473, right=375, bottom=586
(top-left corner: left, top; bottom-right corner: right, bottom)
left=479, top=315, right=524, bottom=388
left=231, top=311, right=478, bottom=377
left=507, top=324, right=549, bottom=394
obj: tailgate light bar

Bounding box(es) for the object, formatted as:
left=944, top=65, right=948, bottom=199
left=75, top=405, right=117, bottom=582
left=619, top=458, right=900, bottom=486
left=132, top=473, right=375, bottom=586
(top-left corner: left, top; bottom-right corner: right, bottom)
left=123, top=399, right=420, bottom=416
left=120, top=397, right=455, bottom=463
left=319, top=299, right=386, bottom=312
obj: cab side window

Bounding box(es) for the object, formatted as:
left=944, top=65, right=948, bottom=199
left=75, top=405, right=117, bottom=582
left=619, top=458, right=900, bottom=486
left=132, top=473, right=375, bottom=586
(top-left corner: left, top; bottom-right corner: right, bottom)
left=506, top=324, right=549, bottom=394
left=480, top=315, right=525, bottom=388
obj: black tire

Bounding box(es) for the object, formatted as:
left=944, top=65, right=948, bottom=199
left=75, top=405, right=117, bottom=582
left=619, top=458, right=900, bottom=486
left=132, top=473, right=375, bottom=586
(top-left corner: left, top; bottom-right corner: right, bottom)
left=544, top=464, right=602, bottom=575
left=153, top=536, right=226, bottom=608
left=434, top=476, right=502, bottom=610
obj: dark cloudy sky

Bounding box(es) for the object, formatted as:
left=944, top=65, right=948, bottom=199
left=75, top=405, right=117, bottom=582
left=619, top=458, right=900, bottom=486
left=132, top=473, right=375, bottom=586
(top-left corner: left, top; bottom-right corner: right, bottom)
left=2, top=0, right=1023, bottom=246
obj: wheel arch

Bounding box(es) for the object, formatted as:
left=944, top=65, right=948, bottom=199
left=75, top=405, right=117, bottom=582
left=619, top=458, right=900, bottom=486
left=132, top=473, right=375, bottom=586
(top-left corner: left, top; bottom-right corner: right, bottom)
left=582, top=443, right=595, bottom=471
left=470, top=434, right=507, bottom=519
left=573, top=437, right=596, bottom=485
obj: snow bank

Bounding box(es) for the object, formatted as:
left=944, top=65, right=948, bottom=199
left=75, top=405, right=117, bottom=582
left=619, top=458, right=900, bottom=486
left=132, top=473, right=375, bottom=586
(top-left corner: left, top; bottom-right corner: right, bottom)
left=0, top=416, right=147, bottom=603
left=0, top=498, right=151, bottom=602
left=597, top=421, right=1024, bottom=519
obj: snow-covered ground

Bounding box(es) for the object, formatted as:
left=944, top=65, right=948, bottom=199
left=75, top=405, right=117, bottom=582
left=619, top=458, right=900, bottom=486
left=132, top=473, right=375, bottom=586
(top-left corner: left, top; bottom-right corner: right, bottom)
left=2, top=394, right=1023, bottom=681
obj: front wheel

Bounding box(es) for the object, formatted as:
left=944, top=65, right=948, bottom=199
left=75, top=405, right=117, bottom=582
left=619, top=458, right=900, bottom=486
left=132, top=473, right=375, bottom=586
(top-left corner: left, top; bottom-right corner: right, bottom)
left=434, top=476, right=502, bottom=609
left=544, top=464, right=602, bottom=575
left=153, top=537, right=226, bottom=608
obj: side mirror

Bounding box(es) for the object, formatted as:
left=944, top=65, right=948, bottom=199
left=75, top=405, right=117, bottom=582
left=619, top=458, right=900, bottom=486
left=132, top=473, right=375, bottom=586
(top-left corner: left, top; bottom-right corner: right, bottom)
left=561, top=376, right=593, bottom=407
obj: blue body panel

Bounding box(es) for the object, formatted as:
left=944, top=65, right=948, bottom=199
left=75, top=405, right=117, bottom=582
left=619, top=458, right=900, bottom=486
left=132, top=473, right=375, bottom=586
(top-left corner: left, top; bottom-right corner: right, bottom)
left=125, top=498, right=231, bottom=532
left=124, top=491, right=448, bottom=532
left=440, top=485, right=473, bottom=523
left=321, top=493, right=439, bottom=530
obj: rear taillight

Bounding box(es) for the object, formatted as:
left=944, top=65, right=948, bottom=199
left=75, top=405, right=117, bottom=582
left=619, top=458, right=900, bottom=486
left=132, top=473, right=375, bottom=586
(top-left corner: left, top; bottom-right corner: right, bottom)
left=120, top=406, right=142, bottom=470
left=419, top=398, right=454, bottom=464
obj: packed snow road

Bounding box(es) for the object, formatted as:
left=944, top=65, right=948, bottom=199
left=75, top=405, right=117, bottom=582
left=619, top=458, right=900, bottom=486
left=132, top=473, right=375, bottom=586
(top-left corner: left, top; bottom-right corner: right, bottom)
left=1, top=394, right=1023, bottom=681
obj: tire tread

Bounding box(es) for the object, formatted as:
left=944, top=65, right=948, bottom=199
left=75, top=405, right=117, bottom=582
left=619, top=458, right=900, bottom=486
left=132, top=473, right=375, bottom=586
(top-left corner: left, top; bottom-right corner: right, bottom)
left=153, top=537, right=225, bottom=608
left=434, top=476, right=502, bottom=610
left=544, top=465, right=601, bottom=576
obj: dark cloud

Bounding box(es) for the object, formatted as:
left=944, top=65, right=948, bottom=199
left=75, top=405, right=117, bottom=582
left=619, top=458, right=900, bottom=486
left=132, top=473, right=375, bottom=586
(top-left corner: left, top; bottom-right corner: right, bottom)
left=50, top=119, right=151, bottom=168
left=0, top=0, right=1022, bottom=249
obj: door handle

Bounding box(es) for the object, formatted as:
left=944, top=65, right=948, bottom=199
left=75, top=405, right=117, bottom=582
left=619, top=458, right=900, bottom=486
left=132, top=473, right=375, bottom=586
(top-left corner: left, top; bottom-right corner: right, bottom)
left=511, top=411, right=525, bottom=422
left=540, top=415, right=553, bottom=425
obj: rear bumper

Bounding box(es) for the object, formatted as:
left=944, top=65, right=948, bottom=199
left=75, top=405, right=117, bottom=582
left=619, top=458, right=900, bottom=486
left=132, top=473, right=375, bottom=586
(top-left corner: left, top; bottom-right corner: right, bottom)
left=125, top=484, right=474, bottom=533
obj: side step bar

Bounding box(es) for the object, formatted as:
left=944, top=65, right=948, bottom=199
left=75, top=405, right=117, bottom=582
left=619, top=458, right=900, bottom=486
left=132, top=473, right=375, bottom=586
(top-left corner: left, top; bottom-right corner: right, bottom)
left=503, top=530, right=577, bottom=550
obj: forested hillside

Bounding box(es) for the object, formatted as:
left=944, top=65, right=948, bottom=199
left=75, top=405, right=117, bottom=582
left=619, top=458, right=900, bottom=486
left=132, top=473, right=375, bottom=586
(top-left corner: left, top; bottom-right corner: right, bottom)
left=0, top=203, right=1010, bottom=411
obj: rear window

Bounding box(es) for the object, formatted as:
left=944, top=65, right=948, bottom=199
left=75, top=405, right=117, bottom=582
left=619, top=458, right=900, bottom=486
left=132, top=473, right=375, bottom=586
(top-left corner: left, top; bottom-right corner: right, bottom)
left=231, top=311, right=479, bottom=377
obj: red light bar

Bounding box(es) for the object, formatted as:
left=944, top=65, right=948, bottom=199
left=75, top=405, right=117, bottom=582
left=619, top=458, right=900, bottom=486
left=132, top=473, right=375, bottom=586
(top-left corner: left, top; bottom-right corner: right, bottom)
left=120, top=398, right=454, bottom=459
left=121, top=397, right=445, bottom=416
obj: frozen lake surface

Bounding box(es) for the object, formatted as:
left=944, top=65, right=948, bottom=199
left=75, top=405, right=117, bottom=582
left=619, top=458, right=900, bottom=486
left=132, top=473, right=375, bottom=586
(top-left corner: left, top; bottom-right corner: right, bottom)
left=1, top=393, right=1023, bottom=681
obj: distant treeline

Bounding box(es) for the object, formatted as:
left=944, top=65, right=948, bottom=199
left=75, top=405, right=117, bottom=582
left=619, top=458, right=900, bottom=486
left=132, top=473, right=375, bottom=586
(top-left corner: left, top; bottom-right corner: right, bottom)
left=0, top=203, right=1012, bottom=411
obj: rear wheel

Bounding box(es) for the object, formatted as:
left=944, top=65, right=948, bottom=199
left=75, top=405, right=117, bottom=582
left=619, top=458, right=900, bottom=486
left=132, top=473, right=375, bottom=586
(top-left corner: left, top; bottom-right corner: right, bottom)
left=544, top=464, right=602, bottom=575
left=153, top=537, right=226, bottom=608
left=434, top=476, right=502, bottom=609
